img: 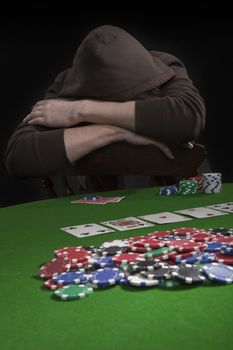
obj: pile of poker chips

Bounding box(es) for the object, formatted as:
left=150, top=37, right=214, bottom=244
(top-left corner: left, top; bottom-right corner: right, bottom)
left=158, top=173, right=222, bottom=196
left=39, top=227, right=233, bottom=301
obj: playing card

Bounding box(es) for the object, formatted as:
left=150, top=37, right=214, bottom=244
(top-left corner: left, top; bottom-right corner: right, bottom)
left=207, top=202, right=233, bottom=214
left=138, top=212, right=192, bottom=224
left=71, top=196, right=125, bottom=205
left=174, top=207, right=229, bottom=219
left=100, top=217, right=154, bottom=231
left=60, top=223, right=114, bottom=238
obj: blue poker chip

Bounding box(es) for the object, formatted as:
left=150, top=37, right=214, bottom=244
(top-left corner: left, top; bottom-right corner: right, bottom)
left=220, top=246, right=233, bottom=255
left=52, top=271, right=88, bottom=285
left=83, top=195, right=102, bottom=200
left=158, top=186, right=178, bottom=196
left=179, top=252, right=215, bottom=265
left=204, top=242, right=225, bottom=252
left=202, top=263, right=233, bottom=284
left=94, top=256, right=116, bottom=268
left=88, top=268, right=125, bottom=288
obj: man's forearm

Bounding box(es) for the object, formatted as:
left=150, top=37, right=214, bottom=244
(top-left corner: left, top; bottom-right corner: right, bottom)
left=64, top=124, right=125, bottom=163
left=80, top=100, right=136, bottom=131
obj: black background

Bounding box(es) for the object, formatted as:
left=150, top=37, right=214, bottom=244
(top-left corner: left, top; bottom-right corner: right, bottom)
left=1, top=1, right=233, bottom=207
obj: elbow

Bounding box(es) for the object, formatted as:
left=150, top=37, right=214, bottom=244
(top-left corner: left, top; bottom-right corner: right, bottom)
left=165, top=95, right=206, bottom=143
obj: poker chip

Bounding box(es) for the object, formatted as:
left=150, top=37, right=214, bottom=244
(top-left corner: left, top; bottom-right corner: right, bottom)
left=207, top=228, right=233, bottom=236
left=94, top=256, right=116, bottom=268
left=202, top=263, right=233, bottom=284
left=129, top=245, right=152, bottom=253
left=172, top=227, right=202, bottom=237
left=54, top=284, right=93, bottom=300
left=159, top=279, right=182, bottom=288
left=204, top=242, right=225, bottom=252
left=54, top=246, right=92, bottom=262
left=158, top=185, right=178, bottom=196
left=44, top=279, right=61, bottom=290
left=191, top=232, right=215, bottom=242
left=83, top=195, right=102, bottom=200
left=202, top=173, right=222, bottom=194
left=126, top=274, right=160, bottom=287
left=166, top=239, right=203, bottom=252
left=172, top=264, right=206, bottom=284
left=100, top=246, right=125, bottom=256
left=112, top=252, right=143, bottom=265
left=143, top=246, right=174, bottom=258
left=131, top=238, right=165, bottom=249
left=40, top=257, right=71, bottom=279
left=188, top=176, right=203, bottom=190
left=213, top=236, right=233, bottom=244
left=215, top=253, right=233, bottom=265
left=100, top=239, right=129, bottom=249
left=140, top=265, right=176, bottom=280
left=88, top=268, right=125, bottom=288
left=178, top=179, right=197, bottom=195
left=220, top=246, right=233, bottom=255
left=147, top=231, right=172, bottom=239
left=52, top=271, right=88, bottom=285
left=130, top=259, right=158, bottom=272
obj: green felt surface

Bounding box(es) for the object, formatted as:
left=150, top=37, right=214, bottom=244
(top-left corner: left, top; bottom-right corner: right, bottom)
left=1, top=184, right=233, bottom=350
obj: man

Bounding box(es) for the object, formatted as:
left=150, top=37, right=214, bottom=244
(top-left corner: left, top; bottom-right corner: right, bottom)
left=4, top=25, right=205, bottom=192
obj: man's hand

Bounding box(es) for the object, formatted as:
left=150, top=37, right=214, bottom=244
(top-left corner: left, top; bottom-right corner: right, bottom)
left=23, top=99, right=84, bottom=128
left=122, top=129, right=174, bottom=159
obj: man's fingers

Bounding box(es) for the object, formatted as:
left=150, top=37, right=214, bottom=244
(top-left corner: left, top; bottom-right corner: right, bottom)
left=27, top=117, right=45, bottom=126
left=184, top=142, right=194, bottom=149
left=23, top=111, right=43, bottom=122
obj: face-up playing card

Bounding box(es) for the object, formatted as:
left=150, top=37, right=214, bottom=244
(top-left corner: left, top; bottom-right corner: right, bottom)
left=71, top=196, right=125, bottom=205
left=138, top=212, right=192, bottom=224
left=100, top=217, right=154, bottom=231
left=207, top=202, right=233, bottom=214
left=174, top=207, right=229, bottom=219
left=60, top=223, right=114, bottom=238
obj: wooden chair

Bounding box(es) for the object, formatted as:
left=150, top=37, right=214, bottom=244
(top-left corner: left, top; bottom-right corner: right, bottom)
left=41, top=142, right=207, bottom=198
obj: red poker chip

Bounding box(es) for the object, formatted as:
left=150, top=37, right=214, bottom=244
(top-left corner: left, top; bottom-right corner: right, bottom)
left=112, top=252, right=144, bottom=265
left=174, top=251, right=199, bottom=260
left=215, top=253, right=233, bottom=265
left=190, top=232, right=216, bottom=242
left=40, top=256, right=71, bottom=279
left=147, top=231, right=172, bottom=239
left=129, top=245, right=152, bottom=253
left=44, top=279, right=61, bottom=290
left=172, top=227, right=206, bottom=237
left=54, top=246, right=92, bottom=263
left=154, top=251, right=177, bottom=262
left=213, top=237, right=233, bottom=244
left=166, top=239, right=204, bottom=252
left=132, top=238, right=165, bottom=249
left=128, top=235, right=147, bottom=243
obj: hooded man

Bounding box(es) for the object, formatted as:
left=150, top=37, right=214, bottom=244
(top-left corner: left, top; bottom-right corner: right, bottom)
left=4, top=25, right=206, bottom=192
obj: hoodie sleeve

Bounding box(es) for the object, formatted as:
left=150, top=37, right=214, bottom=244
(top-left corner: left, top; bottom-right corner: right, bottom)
left=4, top=70, right=72, bottom=178
left=135, top=52, right=206, bottom=143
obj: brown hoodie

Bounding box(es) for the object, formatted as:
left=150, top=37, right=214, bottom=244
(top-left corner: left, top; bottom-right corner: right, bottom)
left=4, top=25, right=205, bottom=178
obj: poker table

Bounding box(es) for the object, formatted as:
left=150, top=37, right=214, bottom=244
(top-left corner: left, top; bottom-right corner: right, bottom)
left=1, top=183, right=233, bottom=350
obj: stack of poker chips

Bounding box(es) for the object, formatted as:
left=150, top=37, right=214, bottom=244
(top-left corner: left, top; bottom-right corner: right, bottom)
left=178, top=179, right=197, bottom=195
left=158, top=173, right=222, bottom=196
left=39, top=227, right=233, bottom=301
left=202, top=173, right=222, bottom=194
left=158, top=186, right=178, bottom=195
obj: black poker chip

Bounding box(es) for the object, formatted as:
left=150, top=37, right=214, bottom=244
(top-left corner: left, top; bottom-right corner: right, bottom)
left=140, top=265, right=176, bottom=279
left=207, top=228, right=233, bottom=236
left=100, top=245, right=127, bottom=256
left=131, top=259, right=158, bottom=272
left=172, top=264, right=206, bottom=284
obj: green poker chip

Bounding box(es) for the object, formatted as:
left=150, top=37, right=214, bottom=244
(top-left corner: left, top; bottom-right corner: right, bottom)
left=54, top=284, right=93, bottom=301
left=159, top=279, right=182, bottom=288
left=143, top=246, right=174, bottom=258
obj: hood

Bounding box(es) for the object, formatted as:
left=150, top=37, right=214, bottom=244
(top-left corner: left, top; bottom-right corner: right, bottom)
left=58, top=25, right=176, bottom=101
